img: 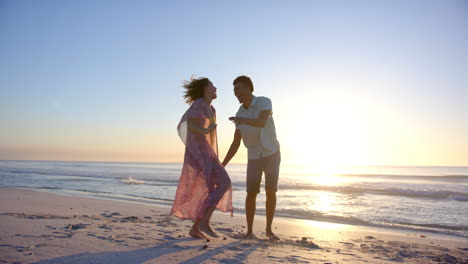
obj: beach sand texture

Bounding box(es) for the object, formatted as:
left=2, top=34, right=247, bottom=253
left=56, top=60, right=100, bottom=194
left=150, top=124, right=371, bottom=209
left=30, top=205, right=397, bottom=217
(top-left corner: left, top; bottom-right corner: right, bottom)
left=1, top=187, right=467, bottom=264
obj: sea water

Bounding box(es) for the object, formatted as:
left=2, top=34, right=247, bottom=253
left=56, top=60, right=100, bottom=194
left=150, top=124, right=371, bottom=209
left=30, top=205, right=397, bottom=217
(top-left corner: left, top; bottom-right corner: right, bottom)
left=1, top=160, right=467, bottom=238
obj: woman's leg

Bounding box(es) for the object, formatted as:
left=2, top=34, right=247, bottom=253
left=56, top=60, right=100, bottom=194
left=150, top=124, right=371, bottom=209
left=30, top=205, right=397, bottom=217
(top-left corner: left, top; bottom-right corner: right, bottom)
left=199, top=206, right=218, bottom=236
left=189, top=218, right=207, bottom=239
left=199, top=165, right=231, bottom=237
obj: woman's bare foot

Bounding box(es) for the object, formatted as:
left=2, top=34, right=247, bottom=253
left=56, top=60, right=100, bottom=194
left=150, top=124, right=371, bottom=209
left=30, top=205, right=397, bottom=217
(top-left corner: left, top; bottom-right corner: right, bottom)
left=266, top=231, right=280, bottom=241
left=199, top=223, right=219, bottom=238
left=189, top=226, right=207, bottom=239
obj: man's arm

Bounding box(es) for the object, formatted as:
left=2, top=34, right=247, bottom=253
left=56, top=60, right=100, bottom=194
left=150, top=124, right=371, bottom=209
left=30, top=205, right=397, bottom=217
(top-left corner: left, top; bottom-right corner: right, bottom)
left=222, top=129, right=242, bottom=167
left=229, top=110, right=271, bottom=128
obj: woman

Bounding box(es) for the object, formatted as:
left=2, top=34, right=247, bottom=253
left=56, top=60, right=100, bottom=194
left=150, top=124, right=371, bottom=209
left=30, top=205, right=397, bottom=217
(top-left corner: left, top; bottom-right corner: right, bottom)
left=171, top=77, right=233, bottom=239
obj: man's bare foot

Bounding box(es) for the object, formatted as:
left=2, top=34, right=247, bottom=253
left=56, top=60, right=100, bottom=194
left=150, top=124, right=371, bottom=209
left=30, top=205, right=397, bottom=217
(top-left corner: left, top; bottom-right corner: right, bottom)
left=199, top=223, right=219, bottom=238
left=266, top=231, right=280, bottom=241
left=244, top=232, right=257, bottom=239
left=189, top=226, right=207, bottom=239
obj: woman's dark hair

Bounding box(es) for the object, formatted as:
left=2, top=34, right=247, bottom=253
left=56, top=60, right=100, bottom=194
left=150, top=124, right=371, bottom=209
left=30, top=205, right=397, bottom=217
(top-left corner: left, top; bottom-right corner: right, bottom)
left=233, top=75, right=254, bottom=92
left=183, top=77, right=210, bottom=104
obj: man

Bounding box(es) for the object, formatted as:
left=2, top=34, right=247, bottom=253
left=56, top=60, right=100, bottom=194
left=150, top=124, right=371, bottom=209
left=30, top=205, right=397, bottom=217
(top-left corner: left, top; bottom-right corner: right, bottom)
left=222, top=75, right=281, bottom=240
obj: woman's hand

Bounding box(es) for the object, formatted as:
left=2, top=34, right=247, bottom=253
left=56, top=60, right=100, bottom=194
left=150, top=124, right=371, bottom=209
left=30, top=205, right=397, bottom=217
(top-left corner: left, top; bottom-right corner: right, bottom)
left=188, top=119, right=216, bottom=135
left=205, top=123, right=217, bottom=134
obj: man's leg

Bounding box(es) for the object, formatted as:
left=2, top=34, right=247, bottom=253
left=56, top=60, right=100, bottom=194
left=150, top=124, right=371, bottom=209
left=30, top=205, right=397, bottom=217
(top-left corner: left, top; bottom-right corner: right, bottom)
left=264, top=151, right=281, bottom=240
left=245, top=192, right=257, bottom=236
left=265, top=190, right=277, bottom=236
left=245, top=158, right=262, bottom=238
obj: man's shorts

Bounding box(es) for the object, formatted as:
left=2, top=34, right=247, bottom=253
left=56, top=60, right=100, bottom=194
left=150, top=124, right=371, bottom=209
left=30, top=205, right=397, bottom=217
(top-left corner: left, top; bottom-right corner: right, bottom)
left=246, top=151, right=281, bottom=193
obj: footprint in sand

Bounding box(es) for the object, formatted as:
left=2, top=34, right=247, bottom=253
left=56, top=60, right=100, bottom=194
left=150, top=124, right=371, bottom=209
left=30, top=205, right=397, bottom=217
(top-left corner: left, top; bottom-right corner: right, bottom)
left=128, top=236, right=145, bottom=240
left=226, top=246, right=243, bottom=251
left=98, top=224, right=112, bottom=230
left=216, top=228, right=235, bottom=233
left=65, top=223, right=90, bottom=230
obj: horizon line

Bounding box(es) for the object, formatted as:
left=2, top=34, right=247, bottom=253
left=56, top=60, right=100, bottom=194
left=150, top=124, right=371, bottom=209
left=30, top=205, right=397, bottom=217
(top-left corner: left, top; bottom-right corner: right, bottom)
left=0, top=159, right=467, bottom=168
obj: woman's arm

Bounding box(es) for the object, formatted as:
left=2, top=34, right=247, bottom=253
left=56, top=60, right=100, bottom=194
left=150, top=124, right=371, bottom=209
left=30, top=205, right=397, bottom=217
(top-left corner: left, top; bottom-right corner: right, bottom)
left=187, top=119, right=216, bottom=134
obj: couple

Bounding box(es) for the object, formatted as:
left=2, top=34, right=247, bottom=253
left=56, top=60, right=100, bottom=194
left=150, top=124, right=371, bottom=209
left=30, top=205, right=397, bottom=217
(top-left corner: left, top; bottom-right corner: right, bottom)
left=171, top=75, right=281, bottom=241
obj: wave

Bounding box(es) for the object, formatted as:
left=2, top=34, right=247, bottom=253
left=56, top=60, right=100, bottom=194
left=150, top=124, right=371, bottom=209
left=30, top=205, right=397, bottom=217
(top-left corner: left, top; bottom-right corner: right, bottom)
left=117, top=179, right=468, bottom=201
left=251, top=208, right=468, bottom=238
left=276, top=184, right=468, bottom=201
left=448, top=195, right=468, bottom=201
left=121, top=176, right=145, bottom=184
left=2, top=167, right=468, bottom=180
left=2, top=168, right=467, bottom=201
left=318, top=174, right=468, bottom=180
left=1, top=168, right=112, bottom=178
left=0, top=168, right=181, bottom=184
left=5, top=186, right=175, bottom=205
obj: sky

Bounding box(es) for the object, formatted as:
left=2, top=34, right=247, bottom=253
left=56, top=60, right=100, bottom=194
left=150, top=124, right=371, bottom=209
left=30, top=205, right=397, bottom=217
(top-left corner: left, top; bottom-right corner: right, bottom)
left=0, top=0, right=467, bottom=166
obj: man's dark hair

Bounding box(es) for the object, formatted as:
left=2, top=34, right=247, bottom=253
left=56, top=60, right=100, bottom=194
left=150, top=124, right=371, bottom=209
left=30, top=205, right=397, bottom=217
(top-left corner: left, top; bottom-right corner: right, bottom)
left=233, top=75, right=254, bottom=92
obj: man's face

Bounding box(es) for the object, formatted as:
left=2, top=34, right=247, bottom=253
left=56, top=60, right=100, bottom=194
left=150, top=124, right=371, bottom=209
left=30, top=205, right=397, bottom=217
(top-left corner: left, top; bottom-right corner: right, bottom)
left=233, top=82, right=251, bottom=104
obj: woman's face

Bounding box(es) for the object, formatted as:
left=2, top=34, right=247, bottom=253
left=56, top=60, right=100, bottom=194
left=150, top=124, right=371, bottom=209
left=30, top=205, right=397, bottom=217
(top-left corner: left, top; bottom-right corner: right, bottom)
left=204, top=81, right=217, bottom=100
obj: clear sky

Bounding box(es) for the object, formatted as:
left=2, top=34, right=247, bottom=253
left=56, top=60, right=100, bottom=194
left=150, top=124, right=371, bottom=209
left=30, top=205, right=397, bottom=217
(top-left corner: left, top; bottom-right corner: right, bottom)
left=1, top=0, right=467, bottom=166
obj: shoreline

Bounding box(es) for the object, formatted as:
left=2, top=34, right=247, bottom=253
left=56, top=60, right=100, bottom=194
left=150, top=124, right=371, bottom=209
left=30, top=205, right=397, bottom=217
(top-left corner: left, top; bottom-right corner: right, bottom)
left=5, top=185, right=468, bottom=240
left=1, top=187, right=467, bottom=263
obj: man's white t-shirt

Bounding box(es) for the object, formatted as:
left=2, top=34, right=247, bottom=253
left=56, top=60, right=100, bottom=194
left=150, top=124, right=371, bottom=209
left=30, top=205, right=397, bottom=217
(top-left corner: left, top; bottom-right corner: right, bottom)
left=235, top=95, right=280, bottom=160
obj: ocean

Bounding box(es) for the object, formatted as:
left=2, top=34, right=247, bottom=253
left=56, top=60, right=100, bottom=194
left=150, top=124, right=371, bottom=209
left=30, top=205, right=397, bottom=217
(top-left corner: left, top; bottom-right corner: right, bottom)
left=1, top=160, right=467, bottom=238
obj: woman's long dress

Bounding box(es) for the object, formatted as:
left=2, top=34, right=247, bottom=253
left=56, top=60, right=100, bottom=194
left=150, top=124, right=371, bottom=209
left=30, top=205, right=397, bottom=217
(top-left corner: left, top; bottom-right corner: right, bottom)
left=171, top=98, right=233, bottom=220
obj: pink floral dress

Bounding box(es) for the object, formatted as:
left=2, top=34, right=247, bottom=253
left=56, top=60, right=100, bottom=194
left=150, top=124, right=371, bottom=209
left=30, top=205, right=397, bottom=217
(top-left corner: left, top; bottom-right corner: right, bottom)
left=171, top=98, right=233, bottom=220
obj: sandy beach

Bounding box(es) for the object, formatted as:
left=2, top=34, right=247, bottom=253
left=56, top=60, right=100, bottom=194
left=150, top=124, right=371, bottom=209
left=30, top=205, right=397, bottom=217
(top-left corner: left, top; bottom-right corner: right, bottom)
left=0, top=187, right=467, bottom=264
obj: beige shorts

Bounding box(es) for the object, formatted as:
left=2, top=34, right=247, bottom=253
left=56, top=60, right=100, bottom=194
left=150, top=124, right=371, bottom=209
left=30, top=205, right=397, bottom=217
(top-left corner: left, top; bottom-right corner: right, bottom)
left=246, top=151, right=281, bottom=193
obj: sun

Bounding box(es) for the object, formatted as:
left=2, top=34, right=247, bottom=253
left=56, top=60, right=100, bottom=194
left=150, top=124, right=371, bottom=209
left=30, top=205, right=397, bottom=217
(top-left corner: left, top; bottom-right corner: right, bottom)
left=313, top=164, right=346, bottom=186
left=281, top=96, right=373, bottom=168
